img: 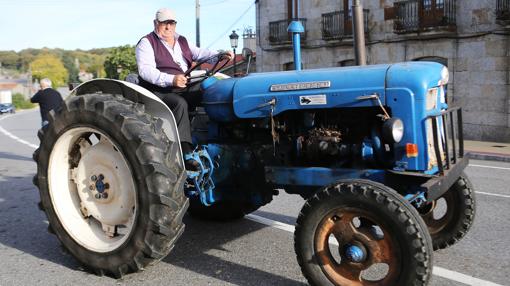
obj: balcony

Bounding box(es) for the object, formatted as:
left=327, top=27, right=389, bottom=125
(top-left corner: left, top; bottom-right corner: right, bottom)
left=393, top=0, right=456, bottom=34
left=269, top=18, right=307, bottom=45
left=497, top=0, right=510, bottom=22
left=322, top=10, right=369, bottom=40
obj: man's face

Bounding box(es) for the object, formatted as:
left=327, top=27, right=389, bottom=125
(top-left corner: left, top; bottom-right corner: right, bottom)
left=156, top=20, right=177, bottom=40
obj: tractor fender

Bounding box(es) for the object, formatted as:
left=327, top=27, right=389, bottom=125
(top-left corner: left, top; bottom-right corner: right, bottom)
left=71, top=78, right=184, bottom=163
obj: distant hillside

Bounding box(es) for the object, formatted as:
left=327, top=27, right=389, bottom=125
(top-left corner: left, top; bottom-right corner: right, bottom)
left=0, top=48, right=115, bottom=82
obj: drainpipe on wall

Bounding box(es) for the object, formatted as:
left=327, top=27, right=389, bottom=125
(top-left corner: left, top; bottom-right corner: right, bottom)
left=352, top=0, right=367, bottom=66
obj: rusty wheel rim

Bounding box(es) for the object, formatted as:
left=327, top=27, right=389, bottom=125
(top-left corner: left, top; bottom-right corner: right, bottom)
left=314, top=208, right=400, bottom=286
left=421, top=191, right=456, bottom=235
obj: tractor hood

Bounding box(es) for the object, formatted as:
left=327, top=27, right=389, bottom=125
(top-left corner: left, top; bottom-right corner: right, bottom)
left=232, top=64, right=389, bottom=119
left=202, top=62, right=446, bottom=121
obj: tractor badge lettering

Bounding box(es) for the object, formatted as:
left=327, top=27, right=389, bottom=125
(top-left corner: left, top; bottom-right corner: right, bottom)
left=270, top=81, right=330, bottom=92
left=299, top=94, right=327, bottom=105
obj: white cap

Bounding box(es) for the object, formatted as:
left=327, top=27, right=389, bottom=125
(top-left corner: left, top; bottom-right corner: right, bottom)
left=155, top=8, right=176, bottom=22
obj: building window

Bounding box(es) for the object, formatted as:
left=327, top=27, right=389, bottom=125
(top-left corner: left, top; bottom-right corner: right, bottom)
left=496, top=0, right=510, bottom=21
left=388, top=0, right=456, bottom=34
left=321, top=4, right=369, bottom=41
left=269, top=1, right=307, bottom=45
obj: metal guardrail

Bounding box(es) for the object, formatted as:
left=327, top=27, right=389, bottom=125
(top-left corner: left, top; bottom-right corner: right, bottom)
left=321, top=10, right=369, bottom=40
left=394, top=0, right=456, bottom=33
left=269, top=18, right=307, bottom=45
left=429, top=106, right=464, bottom=175
left=497, top=0, right=510, bottom=20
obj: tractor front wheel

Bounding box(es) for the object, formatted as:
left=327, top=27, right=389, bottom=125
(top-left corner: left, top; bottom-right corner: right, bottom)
left=33, top=94, right=188, bottom=277
left=419, top=174, right=476, bottom=250
left=295, top=179, right=433, bottom=286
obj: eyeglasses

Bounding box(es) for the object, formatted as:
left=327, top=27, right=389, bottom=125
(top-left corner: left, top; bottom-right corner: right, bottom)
left=159, top=20, right=177, bottom=26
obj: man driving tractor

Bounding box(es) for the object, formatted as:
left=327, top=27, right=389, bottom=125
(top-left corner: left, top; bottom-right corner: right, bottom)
left=135, top=7, right=234, bottom=170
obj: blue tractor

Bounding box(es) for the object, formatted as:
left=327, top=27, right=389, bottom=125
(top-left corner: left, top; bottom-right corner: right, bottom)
left=33, top=15, right=475, bottom=286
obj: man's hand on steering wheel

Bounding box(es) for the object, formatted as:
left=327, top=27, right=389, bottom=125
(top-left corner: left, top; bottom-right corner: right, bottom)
left=171, top=51, right=233, bottom=92
left=172, top=74, right=188, bottom=88
left=225, top=50, right=234, bottom=61
left=183, top=51, right=232, bottom=79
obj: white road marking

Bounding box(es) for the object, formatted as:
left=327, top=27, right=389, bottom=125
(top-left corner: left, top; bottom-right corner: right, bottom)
left=246, top=214, right=505, bottom=286
left=0, top=125, right=38, bottom=149
left=476, top=191, right=510, bottom=199
left=469, top=164, right=510, bottom=171
left=0, top=112, right=39, bottom=150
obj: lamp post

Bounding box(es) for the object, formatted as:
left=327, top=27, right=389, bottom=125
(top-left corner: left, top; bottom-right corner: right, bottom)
left=229, top=30, right=239, bottom=76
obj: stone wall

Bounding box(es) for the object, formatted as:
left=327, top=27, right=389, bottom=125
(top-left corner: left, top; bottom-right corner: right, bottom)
left=256, top=0, right=510, bottom=142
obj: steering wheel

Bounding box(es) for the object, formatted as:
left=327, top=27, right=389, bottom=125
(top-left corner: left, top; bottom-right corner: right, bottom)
left=183, top=52, right=231, bottom=82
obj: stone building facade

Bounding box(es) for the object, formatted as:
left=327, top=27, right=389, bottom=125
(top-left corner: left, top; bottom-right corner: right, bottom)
left=255, top=0, right=510, bottom=142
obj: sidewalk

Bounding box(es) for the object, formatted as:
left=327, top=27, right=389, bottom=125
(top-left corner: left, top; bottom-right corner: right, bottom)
left=465, top=140, right=510, bottom=162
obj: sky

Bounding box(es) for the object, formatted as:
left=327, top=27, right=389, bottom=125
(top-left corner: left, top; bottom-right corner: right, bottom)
left=0, top=0, right=256, bottom=52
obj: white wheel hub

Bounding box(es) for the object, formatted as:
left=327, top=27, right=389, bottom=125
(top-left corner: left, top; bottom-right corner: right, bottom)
left=49, top=127, right=137, bottom=252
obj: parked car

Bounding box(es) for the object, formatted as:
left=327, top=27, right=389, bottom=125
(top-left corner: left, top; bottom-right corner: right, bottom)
left=0, top=103, right=15, bottom=114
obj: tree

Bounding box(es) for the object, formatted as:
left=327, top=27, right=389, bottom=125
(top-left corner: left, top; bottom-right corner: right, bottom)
left=104, top=45, right=137, bottom=80
left=62, top=52, right=79, bottom=83
left=0, top=51, right=20, bottom=70
left=30, top=54, right=69, bottom=87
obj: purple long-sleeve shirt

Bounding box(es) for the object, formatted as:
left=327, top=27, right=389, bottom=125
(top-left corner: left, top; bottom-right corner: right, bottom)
left=136, top=32, right=217, bottom=88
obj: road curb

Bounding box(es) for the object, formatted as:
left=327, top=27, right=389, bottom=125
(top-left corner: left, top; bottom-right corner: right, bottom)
left=467, top=151, right=510, bottom=163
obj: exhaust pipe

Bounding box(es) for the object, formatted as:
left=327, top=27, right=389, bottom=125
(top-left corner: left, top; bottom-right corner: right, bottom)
left=352, top=0, right=367, bottom=66
left=288, top=0, right=304, bottom=71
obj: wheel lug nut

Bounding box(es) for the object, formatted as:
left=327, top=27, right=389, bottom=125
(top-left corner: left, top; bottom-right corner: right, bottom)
left=95, top=193, right=101, bottom=199
left=98, top=174, right=104, bottom=180
left=89, top=185, right=94, bottom=190
left=104, top=183, right=110, bottom=189
left=102, top=193, right=108, bottom=199
left=91, top=175, right=97, bottom=181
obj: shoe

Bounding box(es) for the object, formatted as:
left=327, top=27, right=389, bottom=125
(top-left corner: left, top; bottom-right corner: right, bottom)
left=185, top=159, right=201, bottom=172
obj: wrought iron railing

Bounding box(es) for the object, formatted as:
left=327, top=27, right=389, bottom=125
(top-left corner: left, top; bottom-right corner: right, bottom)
left=394, top=0, right=456, bottom=33
left=321, top=10, right=369, bottom=40
left=497, top=0, right=510, bottom=20
left=269, top=18, right=307, bottom=44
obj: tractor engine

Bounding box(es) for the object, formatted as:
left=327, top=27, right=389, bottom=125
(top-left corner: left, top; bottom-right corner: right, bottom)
left=193, top=106, right=391, bottom=170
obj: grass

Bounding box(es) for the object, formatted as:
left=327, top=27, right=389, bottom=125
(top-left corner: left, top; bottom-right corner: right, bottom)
left=12, top=93, right=36, bottom=109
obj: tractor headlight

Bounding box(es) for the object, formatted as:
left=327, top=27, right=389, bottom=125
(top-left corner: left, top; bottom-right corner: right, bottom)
left=382, top=118, right=404, bottom=143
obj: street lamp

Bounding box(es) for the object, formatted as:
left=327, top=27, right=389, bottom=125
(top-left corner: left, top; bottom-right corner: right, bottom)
left=229, top=30, right=239, bottom=76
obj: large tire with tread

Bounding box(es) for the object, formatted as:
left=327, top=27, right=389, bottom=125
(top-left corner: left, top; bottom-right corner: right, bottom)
left=295, top=179, right=433, bottom=286
left=419, top=174, right=476, bottom=250
left=33, top=93, right=188, bottom=278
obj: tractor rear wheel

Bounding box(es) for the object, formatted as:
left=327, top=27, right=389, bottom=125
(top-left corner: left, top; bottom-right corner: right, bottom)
left=33, top=94, right=188, bottom=278
left=295, top=179, right=433, bottom=286
left=419, top=174, right=476, bottom=250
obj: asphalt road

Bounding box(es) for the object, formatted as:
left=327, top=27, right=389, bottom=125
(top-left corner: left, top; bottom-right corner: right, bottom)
left=0, top=109, right=509, bottom=286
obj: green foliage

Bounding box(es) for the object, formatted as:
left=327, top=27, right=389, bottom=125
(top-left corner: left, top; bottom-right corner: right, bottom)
left=104, top=45, right=137, bottom=80
left=18, top=48, right=42, bottom=72
left=62, top=51, right=80, bottom=83
left=30, top=54, right=69, bottom=87
left=0, top=51, right=20, bottom=70
left=12, top=93, right=36, bottom=109
left=1, top=48, right=111, bottom=82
